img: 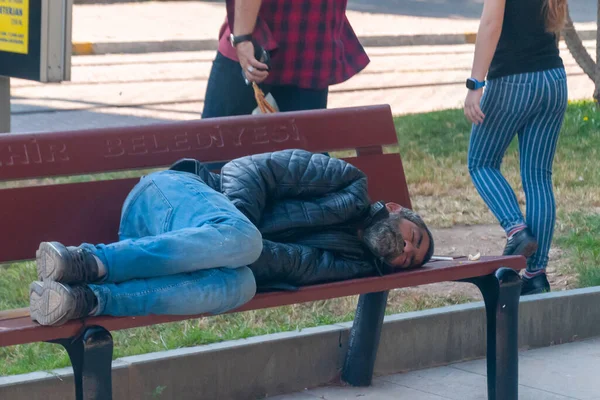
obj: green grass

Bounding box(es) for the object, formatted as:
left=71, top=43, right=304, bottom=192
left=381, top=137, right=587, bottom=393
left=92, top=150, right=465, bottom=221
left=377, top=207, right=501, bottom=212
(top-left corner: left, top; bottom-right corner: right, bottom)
left=1, top=101, right=599, bottom=376
left=555, top=213, right=600, bottom=288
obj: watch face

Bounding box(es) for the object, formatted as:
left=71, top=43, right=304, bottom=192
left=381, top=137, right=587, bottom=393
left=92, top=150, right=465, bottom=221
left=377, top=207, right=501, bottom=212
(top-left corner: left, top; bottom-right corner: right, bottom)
left=466, top=79, right=476, bottom=90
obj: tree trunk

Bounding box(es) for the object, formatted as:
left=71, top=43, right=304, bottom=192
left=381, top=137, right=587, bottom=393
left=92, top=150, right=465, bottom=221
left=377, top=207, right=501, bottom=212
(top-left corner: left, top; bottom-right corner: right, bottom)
left=595, top=0, right=600, bottom=101
left=562, top=3, right=600, bottom=102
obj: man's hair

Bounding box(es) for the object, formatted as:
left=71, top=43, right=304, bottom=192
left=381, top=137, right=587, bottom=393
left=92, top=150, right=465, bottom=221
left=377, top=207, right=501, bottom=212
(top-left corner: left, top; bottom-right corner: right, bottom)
left=362, top=208, right=435, bottom=266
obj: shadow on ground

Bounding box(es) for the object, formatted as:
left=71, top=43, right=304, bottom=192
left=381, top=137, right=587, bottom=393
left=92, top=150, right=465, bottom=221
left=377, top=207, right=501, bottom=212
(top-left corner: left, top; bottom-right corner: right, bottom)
left=10, top=102, right=185, bottom=134
left=347, top=0, right=596, bottom=23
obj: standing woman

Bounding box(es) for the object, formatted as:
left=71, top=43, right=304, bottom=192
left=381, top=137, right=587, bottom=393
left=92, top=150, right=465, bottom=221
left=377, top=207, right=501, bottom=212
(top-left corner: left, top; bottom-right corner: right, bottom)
left=464, top=0, right=568, bottom=295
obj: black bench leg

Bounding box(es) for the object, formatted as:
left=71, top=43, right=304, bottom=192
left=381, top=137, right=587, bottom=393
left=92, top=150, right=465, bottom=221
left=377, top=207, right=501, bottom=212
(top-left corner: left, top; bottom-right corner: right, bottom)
left=341, top=290, right=389, bottom=386
left=49, top=326, right=114, bottom=400
left=464, top=268, right=521, bottom=400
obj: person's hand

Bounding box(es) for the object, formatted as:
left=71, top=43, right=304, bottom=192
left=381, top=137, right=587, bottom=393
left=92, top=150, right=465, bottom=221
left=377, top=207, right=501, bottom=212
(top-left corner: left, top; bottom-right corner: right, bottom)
left=464, top=89, right=485, bottom=125
left=236, top=41, right=269, bottom=84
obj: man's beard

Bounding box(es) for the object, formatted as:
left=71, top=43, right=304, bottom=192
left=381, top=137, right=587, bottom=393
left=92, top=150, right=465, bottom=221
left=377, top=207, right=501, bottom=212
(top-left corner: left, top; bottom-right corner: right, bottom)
left=361, top=214, right=404, bottom=264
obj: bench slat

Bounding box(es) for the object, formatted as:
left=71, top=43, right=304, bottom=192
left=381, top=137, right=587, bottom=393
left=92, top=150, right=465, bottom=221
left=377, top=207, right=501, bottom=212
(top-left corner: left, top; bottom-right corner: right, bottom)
left=0, top=179, right=135, bottom=263
left=0, top=105, right=397, bottom=181
left=349, top=154, right=413, bottom=209
left=0, top=256, right=525, bottom=348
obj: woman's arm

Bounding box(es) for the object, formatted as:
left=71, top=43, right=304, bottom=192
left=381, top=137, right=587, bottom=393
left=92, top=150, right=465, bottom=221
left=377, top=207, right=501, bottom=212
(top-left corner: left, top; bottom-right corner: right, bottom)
left=470, top=0, right=506, bottom=80
left=464, top=0, right=506, bottom=124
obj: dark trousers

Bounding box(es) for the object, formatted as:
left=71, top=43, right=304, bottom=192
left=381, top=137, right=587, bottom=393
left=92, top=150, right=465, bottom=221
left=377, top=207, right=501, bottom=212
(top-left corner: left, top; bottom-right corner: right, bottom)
left=202, top=52, right=329, bottom=118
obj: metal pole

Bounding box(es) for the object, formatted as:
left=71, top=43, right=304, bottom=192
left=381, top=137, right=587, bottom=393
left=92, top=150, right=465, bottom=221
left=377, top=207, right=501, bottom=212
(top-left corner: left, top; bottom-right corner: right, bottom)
left=0, top=76, right=9, bottom=133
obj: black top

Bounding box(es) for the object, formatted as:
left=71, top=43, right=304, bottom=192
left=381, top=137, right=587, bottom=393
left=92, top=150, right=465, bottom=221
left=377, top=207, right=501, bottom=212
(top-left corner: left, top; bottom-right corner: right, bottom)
left=488, top=0, right=564, bottom=79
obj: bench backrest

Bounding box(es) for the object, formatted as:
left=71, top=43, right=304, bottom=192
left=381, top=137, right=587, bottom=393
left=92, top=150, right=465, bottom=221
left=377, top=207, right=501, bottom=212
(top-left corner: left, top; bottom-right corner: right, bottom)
left=0, top=105, right=411, bottom=263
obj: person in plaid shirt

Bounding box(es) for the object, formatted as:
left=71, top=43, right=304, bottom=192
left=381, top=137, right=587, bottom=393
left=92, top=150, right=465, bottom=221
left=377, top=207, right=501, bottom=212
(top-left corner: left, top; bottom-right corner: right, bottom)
left=202, top=0, right=370, bottom=118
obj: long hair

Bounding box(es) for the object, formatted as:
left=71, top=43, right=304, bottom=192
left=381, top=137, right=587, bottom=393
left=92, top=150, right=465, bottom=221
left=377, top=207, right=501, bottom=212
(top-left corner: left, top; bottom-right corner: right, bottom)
left=544, top=0, right=568, bottom=32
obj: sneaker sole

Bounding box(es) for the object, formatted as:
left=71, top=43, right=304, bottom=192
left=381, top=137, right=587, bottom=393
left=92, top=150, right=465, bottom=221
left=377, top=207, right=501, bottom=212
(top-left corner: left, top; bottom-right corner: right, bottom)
left=505, top=240, right=539, bottom=258
left=36, top=242, right=67, bottom=282
left=29, top=281, right=74, bottom=326
left=28, top=281, right=43, bottom=322
left=518, top=241, right=539, bottom=258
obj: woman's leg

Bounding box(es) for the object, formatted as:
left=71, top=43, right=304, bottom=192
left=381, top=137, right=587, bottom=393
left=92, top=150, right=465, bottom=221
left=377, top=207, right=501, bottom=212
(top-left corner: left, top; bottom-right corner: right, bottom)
left=468, top=76, right=533, bottom=235
left=518, top=68, right=568, bottom=277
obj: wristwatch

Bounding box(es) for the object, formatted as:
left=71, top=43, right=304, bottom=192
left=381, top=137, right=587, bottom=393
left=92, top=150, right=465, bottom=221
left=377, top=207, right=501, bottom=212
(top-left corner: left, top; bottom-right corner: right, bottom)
left=229, top=33, right=253, bottom=47
left=466, top=78, right=486, bottom=90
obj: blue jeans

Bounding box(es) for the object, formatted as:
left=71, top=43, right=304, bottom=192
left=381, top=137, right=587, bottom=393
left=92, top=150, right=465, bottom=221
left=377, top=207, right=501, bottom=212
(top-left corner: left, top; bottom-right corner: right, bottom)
left=468, top=68, right=568, bottom=272
left=85, top=170, right=263, bottom=317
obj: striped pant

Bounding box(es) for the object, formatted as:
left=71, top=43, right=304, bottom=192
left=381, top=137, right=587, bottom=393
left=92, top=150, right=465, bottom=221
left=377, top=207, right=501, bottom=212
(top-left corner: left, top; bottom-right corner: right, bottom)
left=468, top=68, right=568, bottom=272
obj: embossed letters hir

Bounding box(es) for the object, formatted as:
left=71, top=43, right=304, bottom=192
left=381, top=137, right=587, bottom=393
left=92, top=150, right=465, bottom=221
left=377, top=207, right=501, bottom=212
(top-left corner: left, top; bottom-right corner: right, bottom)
left=0, top=141, right=70, bottom=167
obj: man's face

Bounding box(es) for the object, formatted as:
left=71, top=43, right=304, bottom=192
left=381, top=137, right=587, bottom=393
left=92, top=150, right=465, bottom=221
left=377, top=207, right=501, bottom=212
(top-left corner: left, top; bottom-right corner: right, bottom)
left=385, top=217, right=431, bottom=269
left=361, top=202, right=432, bottom=269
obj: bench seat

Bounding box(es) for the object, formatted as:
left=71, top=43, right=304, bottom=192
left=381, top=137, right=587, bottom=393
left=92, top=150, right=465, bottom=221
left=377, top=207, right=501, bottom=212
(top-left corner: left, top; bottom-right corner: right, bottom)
left=0, top=255, right=524, bottom=347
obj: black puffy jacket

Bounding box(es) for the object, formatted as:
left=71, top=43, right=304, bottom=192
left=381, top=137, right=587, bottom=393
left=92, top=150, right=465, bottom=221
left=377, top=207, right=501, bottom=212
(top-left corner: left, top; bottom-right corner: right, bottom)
left=170, top=149, right=383, bottom=288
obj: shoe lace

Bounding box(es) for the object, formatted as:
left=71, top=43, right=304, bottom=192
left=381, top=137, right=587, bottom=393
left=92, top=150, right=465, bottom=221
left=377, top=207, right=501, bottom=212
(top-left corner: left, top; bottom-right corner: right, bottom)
left=70, top=285, right=97, bottom=318
left=67, top=248, right=98, bottom=283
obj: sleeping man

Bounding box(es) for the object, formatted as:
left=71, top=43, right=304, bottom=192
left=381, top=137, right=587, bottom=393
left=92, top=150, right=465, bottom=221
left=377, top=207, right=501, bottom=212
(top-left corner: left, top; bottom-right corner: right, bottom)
left=30, top=149, right=434, bottom=326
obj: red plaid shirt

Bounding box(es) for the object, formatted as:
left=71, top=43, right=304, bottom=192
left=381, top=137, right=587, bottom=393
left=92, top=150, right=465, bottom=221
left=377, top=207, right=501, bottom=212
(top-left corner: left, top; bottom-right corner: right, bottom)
left=218, top=0, right=370, bottom=90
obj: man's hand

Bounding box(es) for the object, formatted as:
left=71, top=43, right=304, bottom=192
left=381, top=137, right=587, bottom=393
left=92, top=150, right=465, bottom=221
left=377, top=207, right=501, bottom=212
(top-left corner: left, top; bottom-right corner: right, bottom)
left=236, top=41, right=269, bottom=84
left=464, top=89, right=485, bottom=125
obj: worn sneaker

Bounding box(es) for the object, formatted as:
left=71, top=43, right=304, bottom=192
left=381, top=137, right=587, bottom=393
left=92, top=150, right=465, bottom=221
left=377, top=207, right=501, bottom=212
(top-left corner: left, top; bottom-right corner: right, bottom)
left=503, top=228, right=538, bottom=258
left=29, top=281, right=97, bottom=326
left=36, top=242, right=99, bottom=284
left=521, top=273, right=551, bottom=296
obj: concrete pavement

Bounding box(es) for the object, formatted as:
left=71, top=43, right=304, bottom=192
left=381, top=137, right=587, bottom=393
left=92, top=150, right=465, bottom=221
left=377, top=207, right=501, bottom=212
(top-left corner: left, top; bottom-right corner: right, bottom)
left=270, top=336, right=600, bottom=400
left=69, top=0, right=598, bottom=55
left=9, top=41, right=596, bottom=133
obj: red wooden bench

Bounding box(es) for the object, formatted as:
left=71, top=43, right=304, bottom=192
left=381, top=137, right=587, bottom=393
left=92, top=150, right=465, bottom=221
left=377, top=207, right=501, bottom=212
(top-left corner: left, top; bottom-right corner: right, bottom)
left=0, top=105, right=524, bottom=400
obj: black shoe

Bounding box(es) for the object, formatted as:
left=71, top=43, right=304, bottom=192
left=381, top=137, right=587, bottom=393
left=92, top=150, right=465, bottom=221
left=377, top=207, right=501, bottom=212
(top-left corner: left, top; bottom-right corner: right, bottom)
left=36, top=242, right=99, bottom=284
left=503, top=228, right=538, bottom=257
left=29, top=281, right=98, bottom=326
left=521, top=273, right=551, bottom=296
